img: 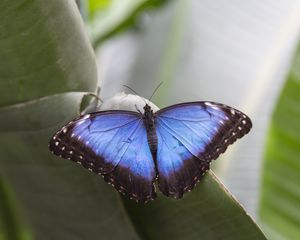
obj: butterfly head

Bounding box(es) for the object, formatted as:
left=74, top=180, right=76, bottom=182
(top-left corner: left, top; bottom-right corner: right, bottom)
left=143, top=104, right=152, bottom=113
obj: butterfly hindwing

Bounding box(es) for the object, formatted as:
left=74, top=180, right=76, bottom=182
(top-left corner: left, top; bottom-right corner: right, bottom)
left=155, top=102, right=252, bottom=198
left=49, top=111, right=157, bottom=203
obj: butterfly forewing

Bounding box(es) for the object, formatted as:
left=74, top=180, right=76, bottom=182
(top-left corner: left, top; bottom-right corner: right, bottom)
left=155, top=102, right=252, bottom=198
left=49, top=111, right=157, bottom=203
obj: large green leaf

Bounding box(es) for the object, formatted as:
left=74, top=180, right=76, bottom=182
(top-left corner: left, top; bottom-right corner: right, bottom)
left=259, top=41, right=300, bottom=239
left=124, top=172, right=266, bottom=240
left=0, top=0, right=135, bottom=239
left=0, top=0, right=97, bottom=107
left=0, top=93, right=90, bottom=132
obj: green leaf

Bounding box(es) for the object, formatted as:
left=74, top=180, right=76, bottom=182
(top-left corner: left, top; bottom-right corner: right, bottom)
left=0, top=178, right=32, bottom=240
left=88, top=0, right=169, bottom=47
left=88, top=0, right=111, bottom=16
left=0, top=0, right=97, bottom=107
left=259, top=41, right=300, bottom=239
left=124, top=172, right=267, bottom=240
left=0, top=92, right=88, bottom=132
left=0, top=0, right=132, bottom=239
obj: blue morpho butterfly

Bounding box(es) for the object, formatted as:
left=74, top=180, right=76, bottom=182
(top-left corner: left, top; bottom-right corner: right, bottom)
left=49, top=91, right=252, bottom=203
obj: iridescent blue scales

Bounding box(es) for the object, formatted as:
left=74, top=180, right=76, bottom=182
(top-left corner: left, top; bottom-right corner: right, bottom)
left=49, top=101, right=252, bottom=203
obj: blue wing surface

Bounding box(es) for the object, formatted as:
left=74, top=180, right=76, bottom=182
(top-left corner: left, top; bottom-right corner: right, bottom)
left=49, top=111, right=157, bottom=202
left=155, top=102, right=252, bottom=198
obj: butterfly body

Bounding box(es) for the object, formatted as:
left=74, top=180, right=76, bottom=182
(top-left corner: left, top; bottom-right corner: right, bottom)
left=142, top=104, right=158, bottom=161
left=49, top=100, right=252, bottom=203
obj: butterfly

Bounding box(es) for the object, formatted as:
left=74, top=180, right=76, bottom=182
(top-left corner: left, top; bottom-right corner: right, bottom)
left=49, top=100, right=252, bottom=203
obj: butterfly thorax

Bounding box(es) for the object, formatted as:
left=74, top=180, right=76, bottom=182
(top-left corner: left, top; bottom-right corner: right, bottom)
left=143, top=104, right=155, bottom=130
left=143, top=104, right=158, bottom=161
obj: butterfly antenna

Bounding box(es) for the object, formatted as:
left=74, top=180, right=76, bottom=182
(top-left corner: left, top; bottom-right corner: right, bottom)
left=123, top=85, right=147, bottom=105
left=149, top=82, right=163, bottom=101
left=123, top=85, right=140, bottom=96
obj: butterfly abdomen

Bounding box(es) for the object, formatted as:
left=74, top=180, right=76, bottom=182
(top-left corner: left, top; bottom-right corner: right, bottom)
left=146, top=126, right=158, bottom=159
left=142, top=104, right=158, bottom=160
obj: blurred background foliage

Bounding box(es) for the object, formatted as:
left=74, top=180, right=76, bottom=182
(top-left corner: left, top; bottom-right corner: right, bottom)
left=259, top=43, right=300, bottom=239
left=1, top=0, right=300, bottom=239
left=87, top=0, right=170, bottom=45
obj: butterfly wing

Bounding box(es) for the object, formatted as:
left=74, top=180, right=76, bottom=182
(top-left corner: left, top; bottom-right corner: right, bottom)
left=155, top=102, right=252, bottom=198
left=49, top=111, right=157, bottom=203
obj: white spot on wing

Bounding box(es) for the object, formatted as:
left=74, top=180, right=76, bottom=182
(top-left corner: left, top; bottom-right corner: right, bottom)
left=204, top=102, right=213, bottom=106
left=83, top=114, right=91, bottom=120
left=76, top=120, right=84, bottom=126
left=55, top=142, right=59, bottom=146
left=230, top=109, right=235, bottom=115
